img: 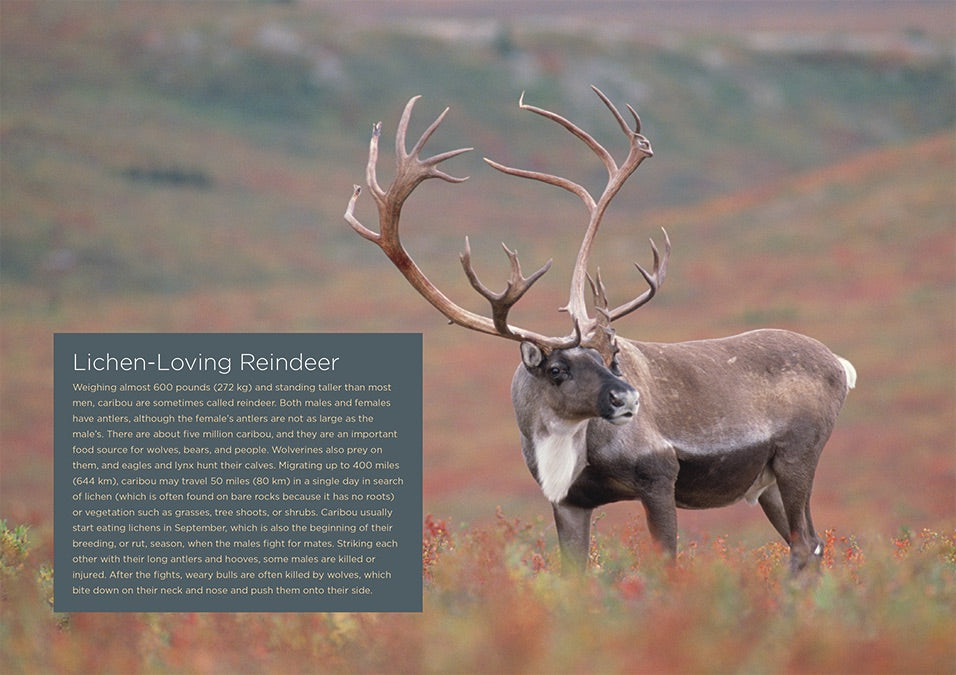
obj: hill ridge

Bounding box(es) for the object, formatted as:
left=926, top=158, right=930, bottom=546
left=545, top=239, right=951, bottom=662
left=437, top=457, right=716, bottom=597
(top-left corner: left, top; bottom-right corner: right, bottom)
left=648, top=130, right=954, bottom=228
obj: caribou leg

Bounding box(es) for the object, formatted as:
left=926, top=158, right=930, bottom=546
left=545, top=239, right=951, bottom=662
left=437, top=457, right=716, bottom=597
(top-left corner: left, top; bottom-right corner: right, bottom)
left=553, top=503, right=592, bottom=573
left=805, top=501, right=824, bottom=560
left=758, top=482, right=792, bottom=543
left=759, top=483, right=826, bottom=572
left=774, top=469, right=819, bottom=574
left=641, top=486, right=678, bottom=557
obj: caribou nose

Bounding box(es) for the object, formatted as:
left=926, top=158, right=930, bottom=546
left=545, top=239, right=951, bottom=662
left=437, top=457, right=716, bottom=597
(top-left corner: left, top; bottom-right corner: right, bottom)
left=609, top=386, right=638, bottom=409
left=607, top=386, right=639, bottom=425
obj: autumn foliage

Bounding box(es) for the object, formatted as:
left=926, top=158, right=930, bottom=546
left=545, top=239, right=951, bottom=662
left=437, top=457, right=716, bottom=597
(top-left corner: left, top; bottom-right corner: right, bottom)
left=3, top=517, right=954, bottom=673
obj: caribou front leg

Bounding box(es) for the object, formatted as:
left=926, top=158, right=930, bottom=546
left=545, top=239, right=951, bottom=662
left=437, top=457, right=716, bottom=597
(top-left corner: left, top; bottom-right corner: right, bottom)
left=552, top=502, right=593, bottom=573
left=640, top=483, right=678, bottom=557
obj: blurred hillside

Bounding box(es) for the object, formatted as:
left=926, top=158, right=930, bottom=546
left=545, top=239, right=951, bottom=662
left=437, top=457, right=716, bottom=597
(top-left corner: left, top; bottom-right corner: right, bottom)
left=2, top=0, right=953, bottom=296
left=1, top=0, right=954, bottom=540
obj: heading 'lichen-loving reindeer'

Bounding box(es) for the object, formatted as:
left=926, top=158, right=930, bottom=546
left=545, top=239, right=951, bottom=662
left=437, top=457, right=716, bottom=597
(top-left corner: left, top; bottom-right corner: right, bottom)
left=345, top=87, right=856, bottom=574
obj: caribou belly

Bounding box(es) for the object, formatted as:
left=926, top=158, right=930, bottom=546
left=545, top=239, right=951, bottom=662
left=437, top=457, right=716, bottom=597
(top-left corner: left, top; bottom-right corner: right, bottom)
left=673, top=442, right=776, bottom=509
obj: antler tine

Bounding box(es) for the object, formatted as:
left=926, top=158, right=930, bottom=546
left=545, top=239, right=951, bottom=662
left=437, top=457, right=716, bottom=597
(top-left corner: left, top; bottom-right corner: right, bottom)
left=606, top=228, right=671, bottom=322
left=590, top=86, right=648, bottom=144
left=345, top=184, right=377, bottom=243
left=627, top=105, right=643, bottom=134
left=363, top=122, right=386, bottom=202
left=460, top=237, right=554, bottom=337
left=587, top=269, right=611, bottom=321
left=585, top=268, right=622, bottom=359
left=402, top=101, right=472, bottom=182
left=518, top=90, right=618, bottom=174
left=395, top=95, right=424, bottom=158
left=483, top=156, right=594, bottom=210
left=386, top=97, right=472, bottom=204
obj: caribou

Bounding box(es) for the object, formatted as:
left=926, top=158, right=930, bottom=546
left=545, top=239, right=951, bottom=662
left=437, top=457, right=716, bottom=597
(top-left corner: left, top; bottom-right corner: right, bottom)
left=345, top=87, right=856, bottom=574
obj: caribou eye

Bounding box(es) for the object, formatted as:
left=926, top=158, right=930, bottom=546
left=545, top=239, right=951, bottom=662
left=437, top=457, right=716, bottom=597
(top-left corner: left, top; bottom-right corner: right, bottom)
left=610, top=358, right=622, bottom=376
left=548, top=365, right=568, bottom=383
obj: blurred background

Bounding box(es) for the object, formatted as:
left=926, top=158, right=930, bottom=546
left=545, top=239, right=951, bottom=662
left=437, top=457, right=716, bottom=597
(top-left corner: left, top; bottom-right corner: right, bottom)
left=1, top=0, right=953, bottom=640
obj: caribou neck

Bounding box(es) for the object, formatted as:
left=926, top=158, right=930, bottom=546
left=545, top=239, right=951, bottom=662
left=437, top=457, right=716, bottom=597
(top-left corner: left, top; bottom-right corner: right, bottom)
left=532, top=417, right=589, bottom=504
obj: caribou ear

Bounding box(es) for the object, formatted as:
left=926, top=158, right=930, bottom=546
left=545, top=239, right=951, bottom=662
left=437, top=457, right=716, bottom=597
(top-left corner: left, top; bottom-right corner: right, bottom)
left=520, top=342, right=545, bottom=370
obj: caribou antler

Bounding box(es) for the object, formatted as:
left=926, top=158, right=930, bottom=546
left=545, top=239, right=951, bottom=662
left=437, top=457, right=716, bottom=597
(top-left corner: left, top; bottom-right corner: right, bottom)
left=484, top=86, right=667, bottom=358
left=345, top=95, right=580, bottom=350
left=460, top=238, right=550, bottom=337
left=346, top=89, right=667, bottom=359
left=607, top=228, right=670, bottom=321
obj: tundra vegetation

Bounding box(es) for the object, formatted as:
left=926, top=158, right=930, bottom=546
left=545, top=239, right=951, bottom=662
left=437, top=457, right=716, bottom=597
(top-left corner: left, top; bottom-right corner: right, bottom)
left=1, top=1, right=953, bottom=672
left=2, top=517, right=954, bottom=672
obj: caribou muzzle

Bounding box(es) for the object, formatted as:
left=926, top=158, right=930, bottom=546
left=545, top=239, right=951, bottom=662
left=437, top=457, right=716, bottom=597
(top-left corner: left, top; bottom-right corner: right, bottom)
left=602, top=382, right=639, bottom=425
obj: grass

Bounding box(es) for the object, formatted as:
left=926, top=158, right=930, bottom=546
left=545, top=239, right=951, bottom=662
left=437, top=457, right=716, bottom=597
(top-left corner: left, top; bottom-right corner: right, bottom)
left=2, top=515, right=954, bottom=673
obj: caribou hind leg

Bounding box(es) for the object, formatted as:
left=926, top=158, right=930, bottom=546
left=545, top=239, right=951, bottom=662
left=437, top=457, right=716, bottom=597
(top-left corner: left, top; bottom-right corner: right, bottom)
left=773, top=463, right=823, bottom=574
left=805, top=501, right=824, bottom=560
left=757, top=482, right=791, bottom=543
left=759, top=481, right=824, bottom=573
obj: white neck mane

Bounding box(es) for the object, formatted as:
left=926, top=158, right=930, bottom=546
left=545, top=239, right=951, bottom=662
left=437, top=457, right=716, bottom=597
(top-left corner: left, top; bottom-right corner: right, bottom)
left=534, top=420, right=588, bottom=503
